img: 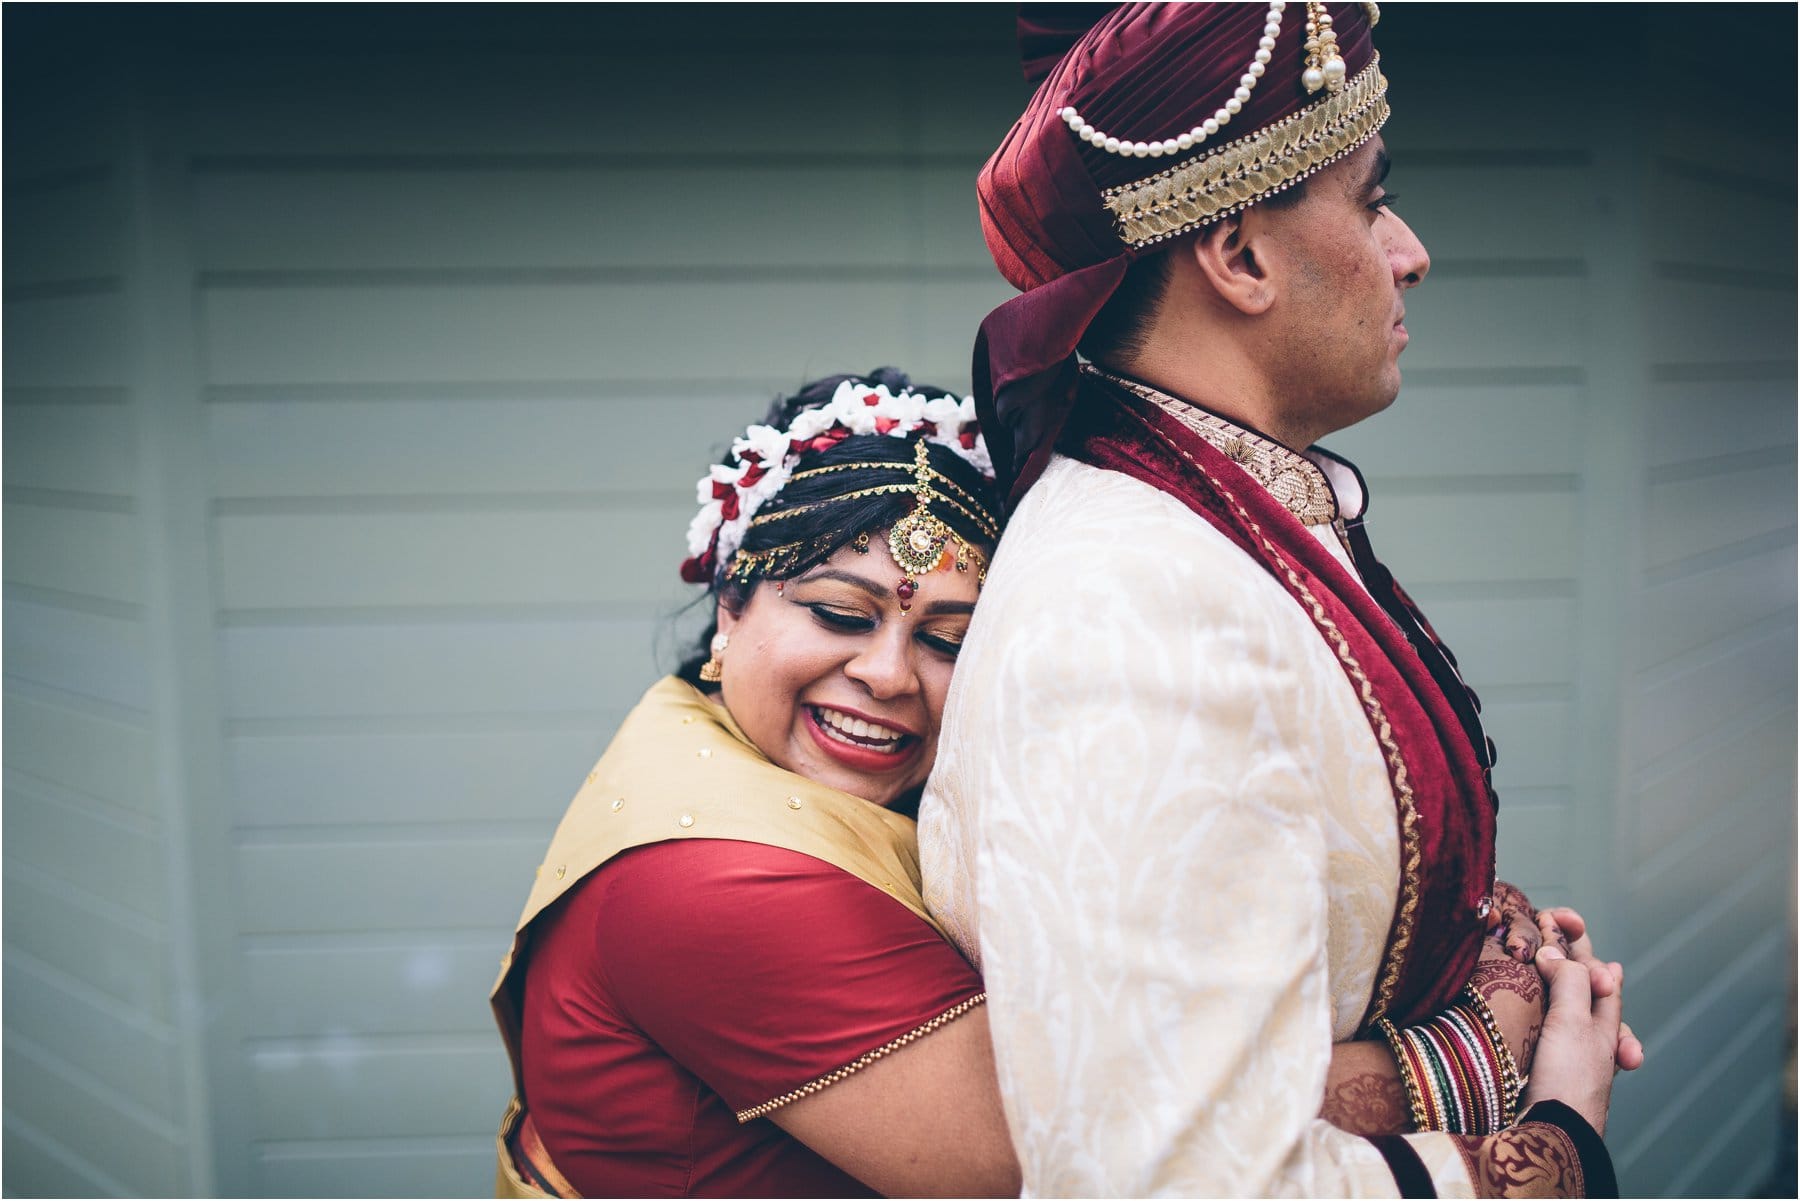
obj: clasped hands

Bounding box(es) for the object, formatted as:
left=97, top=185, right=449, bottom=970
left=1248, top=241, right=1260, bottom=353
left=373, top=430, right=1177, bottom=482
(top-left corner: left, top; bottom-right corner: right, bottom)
left=1475, top=881, right=1644, bottom=1136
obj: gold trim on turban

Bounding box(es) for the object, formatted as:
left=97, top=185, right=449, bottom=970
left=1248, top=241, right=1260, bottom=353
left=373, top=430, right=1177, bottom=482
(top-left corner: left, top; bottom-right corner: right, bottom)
left=1101, top=56, right=1389, bottom=249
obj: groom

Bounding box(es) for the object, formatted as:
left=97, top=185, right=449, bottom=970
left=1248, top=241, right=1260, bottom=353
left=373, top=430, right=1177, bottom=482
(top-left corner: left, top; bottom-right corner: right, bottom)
left=921, top=5, right=1630, bottom=1195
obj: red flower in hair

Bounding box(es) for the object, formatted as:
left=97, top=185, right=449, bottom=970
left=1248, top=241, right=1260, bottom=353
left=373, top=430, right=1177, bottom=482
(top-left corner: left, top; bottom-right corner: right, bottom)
left=863, top=393, right=881, bottom=406
left=679, top=550, right=714, bottom=584
left=874, top=417, right=899, bottom=435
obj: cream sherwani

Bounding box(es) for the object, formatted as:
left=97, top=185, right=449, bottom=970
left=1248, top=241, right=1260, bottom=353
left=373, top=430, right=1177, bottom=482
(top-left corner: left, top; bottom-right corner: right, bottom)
left=920, top=440, right=1482, bottom=1196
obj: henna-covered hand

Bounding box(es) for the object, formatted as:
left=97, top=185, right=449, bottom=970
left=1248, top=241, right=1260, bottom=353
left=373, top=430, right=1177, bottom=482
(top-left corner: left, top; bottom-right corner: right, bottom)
left=1488, top=880, right=1545, bottom=962
left=1472, top=939, right=1548, bottom=1067
left=1318, top=1059, right=1411, bottom=1137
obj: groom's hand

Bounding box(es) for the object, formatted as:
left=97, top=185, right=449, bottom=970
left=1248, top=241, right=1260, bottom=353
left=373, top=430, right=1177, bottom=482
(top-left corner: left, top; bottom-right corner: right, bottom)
left=1534, top=907, right=1644, bottom=1072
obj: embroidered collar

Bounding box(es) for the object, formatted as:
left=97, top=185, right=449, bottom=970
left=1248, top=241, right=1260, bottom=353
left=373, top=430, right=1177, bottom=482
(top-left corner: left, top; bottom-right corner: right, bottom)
left=1086, top=366, right=1340, bottom=526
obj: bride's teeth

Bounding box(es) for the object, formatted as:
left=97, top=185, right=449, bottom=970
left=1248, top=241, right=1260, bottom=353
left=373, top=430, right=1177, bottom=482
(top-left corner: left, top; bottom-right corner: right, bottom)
left=815, top=707, right=902, bottom=749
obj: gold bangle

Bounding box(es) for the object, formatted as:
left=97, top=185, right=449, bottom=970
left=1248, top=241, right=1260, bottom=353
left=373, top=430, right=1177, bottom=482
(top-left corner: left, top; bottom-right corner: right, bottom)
left=1460, top=986, right=1522, bottom=1126
left=1376, top=1016, right=1432, bottom=1133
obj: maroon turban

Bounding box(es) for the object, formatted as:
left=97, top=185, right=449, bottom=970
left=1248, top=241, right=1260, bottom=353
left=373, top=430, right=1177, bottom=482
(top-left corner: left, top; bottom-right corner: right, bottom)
left=976, top=2, right=1386, bottom=501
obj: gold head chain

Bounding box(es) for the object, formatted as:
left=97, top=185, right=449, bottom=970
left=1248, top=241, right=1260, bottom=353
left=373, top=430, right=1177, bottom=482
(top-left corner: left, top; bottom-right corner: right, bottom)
left=730, top=441, right=997, bottom=612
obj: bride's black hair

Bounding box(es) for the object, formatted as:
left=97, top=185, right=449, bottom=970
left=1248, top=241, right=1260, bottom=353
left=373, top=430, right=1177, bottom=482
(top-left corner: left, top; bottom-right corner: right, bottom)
left=675, top=367, right=1004, bottom=689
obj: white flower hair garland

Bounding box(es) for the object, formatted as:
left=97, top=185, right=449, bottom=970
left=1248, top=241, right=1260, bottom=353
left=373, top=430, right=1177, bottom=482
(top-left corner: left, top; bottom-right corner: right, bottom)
left=681, top=379, right=994, bottom=583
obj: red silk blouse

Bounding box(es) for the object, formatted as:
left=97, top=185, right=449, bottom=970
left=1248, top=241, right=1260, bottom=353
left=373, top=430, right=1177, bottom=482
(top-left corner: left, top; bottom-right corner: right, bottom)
left=518, top=838, right=985, bottom=1197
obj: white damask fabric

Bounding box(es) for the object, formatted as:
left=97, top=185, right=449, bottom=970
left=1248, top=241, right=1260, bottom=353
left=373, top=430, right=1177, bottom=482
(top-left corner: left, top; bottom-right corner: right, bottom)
left=920, top=454, right=1474, bottom=1196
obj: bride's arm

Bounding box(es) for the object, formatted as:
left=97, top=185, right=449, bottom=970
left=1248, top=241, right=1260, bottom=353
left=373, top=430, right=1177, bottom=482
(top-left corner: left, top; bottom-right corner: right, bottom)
left=772, top=1006, right=1020, bottom=1197
left=1321, top=934, right=1546, bottom=1135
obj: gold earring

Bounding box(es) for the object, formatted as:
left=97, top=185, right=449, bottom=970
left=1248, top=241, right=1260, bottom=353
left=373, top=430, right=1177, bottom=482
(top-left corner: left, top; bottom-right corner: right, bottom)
left=699, top=633, right=728, bottom=683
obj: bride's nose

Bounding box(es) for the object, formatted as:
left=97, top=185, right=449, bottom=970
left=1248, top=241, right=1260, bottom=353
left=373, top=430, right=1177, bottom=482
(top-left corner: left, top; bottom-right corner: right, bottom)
left=843, top=630, right=921, bottom=701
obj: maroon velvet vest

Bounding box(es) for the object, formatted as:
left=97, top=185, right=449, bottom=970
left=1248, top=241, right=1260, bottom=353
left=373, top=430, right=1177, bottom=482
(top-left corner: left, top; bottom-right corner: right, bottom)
left=1063, top=373, right=1497, bottom=1029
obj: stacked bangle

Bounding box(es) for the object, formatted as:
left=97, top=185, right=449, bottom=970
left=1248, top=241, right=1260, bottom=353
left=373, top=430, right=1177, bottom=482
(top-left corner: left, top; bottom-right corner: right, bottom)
left=1377, top=988, right=1521, bottom=1135
left=1461, top=987, right=1524, bottom=1125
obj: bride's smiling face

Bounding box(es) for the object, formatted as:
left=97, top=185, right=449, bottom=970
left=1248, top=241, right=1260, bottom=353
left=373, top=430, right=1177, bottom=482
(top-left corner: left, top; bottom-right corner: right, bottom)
left=715, top=535, right=981, bottom=808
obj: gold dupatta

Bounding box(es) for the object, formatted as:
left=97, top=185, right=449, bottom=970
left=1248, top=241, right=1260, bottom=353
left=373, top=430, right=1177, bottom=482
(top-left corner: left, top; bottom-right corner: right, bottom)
left=489, top=677, right=943, bottom=1194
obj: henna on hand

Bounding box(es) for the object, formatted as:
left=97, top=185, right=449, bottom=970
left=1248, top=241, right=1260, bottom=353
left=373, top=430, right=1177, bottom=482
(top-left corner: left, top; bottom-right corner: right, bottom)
left=1536, top=910, right=1574, bottom=958
left=1319, top=1067, right=1411, bottom=1136
left=1489, top=880, right=1542, bottom=962
left=1469, top=956, right=1548, bottom=1065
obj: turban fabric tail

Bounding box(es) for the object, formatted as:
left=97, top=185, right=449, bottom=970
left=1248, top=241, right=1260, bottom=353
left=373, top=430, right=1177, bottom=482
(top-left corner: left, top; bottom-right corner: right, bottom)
left=974, top=257, right=1130, bottom=506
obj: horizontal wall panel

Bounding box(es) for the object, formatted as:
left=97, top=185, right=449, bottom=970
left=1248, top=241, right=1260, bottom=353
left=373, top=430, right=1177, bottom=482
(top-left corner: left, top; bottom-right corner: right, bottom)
left=0, top=293, right=127, bottom=388
left=1645, top=378, right=1795, bottom=468
left=1647, top=277, right=1797, bottom=367
left=1365, top=491, right=1580, bottom=585
left=245, top=940, right=508, bottom=1039
left=915, top=277, right=1036, bottom=389
left=1616, top=1003, right=1784, bottom=1193
left=1383, top=166, right=1589, bottom=263
left=1400, top=278, right=1588, bottom=372
left=4, top=780, right=167, bottom=918
left=1631, top=708, right=1796, bottom=867
left=2, top=1040, right=187, bottom=1197
left=1636, top=543, right=1796, bottom=670
left=1624, top=770, right=1793, bottom=961
left=194, top=166, right=916, bottom=272
left=1631, top=625, right=1795, bottom=767
left=2, top=1122, right=126, bottom=1200
left=3, top=597, right=149, bottom=711
left=255, top=1140, right=495, bottom=1199
left=920, top=163, right=1009, bottom=268
left=1483, top=699, right=1572, bottom=791
left=184, top=50, right=911, bottom=157
left=3, top=400, right=137, bottom=495
left=3, top=692, right=155, bottom=818
left=1634, top=860, right=1785, bottom=1037
left=221, top=618, right=661, bottom=721
left=1, top=502, right=144, bottom=605
left=1649, top=166, right=1797, bottom=274
left=1, top=872, right=170, bottom=1023
left=2, top=174, right=122, bottom=289
left=1491, top=802, right=1571, bottom=899
left=1643, top=461, right=1796, bottom=571
left=236, top=836, right=541, bottom=934
left=4, top=958, right=182, bottom=1119
left=1331, top=384, right=1584, bottom=478
left=200, top=282, right=916, bottom=387
left=1384, top=59, right=1593, bottom=154
left=229, top=727, right=607, bottom=828
left=215, top=507, right=689, bottom=610
left=914, top=48, right=1037, bottom=157
left=1392, top=594, right=1578, bottom=690
left=249, top=1040, right=510, bottom=1141
left=207, top=392, right=758, bottom=499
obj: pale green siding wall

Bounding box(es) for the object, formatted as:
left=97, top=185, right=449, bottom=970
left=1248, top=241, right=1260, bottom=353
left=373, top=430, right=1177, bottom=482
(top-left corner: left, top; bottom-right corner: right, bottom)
left=3, top=72, right=206, bottom=1195
left=3, top=6, right=1792, bottom=1197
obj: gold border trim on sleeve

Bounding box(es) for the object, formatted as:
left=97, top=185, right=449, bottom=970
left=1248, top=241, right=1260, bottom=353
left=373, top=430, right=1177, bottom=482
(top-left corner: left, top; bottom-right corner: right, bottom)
left=733, top=993, right=988, bottom=1123
left=1101, top=56, right=1390, bottom=249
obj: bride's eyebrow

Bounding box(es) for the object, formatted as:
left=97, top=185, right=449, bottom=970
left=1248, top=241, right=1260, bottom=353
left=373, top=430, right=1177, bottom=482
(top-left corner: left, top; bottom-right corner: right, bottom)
left=795, top=569, right=886, bottom=600
left=797, top=569, right=976, bottom=617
